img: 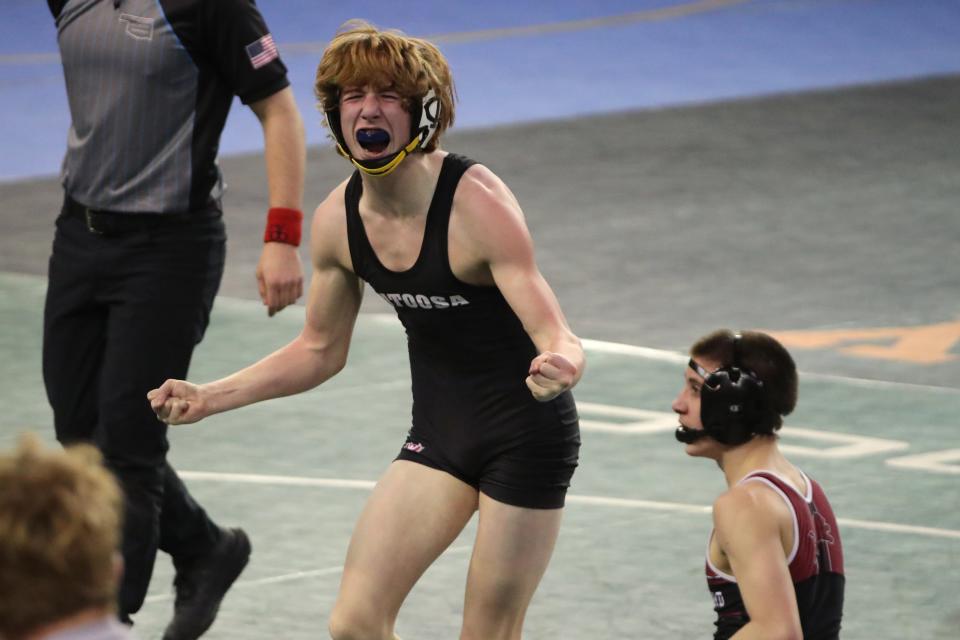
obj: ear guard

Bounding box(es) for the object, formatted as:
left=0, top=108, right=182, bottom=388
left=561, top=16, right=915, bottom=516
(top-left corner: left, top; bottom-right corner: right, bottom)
left=325, top=89, right=441, bottom=177
left=675, top=335, right=771, bottom=446
left=699, top=363, right=767, bottom=445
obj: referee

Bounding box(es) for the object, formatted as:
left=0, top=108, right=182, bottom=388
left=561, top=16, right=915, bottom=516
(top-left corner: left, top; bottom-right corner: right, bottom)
left=43, top=1, right=305, bottom=638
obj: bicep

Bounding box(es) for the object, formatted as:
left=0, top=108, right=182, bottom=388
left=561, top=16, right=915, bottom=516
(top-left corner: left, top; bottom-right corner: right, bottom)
left=453, top=167, right=579, bottom=357
left=301, top=261, right=362, bottom=357
left=727, top=533, right=797, bottom=625
left=492, top=257, right=570, bottom=351
left=249, top=86, right=298, bottom=122
left=486, top=217, right=577, bottom=357
left=716, top=495, right=802, bottom=636
left=300, top=193, right=362, bottom=354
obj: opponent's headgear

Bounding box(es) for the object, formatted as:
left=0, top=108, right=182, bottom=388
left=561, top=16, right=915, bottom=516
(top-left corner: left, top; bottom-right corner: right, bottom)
left=675, top=334, right=772, bottom=446
left=324, top=88, right=441, bottom=177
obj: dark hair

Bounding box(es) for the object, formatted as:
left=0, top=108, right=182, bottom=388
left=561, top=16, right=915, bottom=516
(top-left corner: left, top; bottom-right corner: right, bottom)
left=691, top=329, right=798, bottom=432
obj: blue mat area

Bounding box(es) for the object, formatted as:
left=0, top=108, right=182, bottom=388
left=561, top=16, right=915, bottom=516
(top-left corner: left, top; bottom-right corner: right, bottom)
left=2, top=0, right=959, bottom=180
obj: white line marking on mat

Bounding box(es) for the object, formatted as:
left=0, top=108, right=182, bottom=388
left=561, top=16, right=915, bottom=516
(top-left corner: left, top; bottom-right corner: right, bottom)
left=179, top=471, right=960, bottom=540
left=886, top=448, right=960, bottom=475
left=580, top=337, right=960, bottom=393
left=144, top=545, right=473, bottom=604
left=2, top=275, right=951, bottom=393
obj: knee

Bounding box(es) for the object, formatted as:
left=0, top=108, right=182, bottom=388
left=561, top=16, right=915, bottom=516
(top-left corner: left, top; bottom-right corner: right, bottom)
left=328, top=604, right=391, bottom=640
left=461, top=586, right=527, bottom=640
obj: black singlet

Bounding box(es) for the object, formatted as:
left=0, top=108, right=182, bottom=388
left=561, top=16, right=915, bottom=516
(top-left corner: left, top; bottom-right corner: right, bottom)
left=344, top=153, right=580, bottom=509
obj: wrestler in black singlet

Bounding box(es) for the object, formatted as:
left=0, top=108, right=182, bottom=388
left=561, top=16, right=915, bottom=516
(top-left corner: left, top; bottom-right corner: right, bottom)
left=344, top=153, right=580, bottom=509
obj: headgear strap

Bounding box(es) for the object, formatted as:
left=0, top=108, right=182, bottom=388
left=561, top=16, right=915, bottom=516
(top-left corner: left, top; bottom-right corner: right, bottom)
left=325, top=89, right=441, bottom=177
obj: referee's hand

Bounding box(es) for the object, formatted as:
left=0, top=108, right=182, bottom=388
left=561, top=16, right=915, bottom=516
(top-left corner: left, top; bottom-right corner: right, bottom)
left=257, top=242, right=304, bottom=316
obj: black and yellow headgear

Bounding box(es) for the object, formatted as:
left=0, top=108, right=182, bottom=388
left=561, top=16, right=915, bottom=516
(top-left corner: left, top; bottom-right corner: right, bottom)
left=325, top=89, right=441, bottom=177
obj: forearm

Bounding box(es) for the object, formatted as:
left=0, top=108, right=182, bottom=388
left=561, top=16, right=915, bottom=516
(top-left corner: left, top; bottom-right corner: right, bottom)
left=257, top=89, right=305, bottom=209
left=497, top=270, right=585, bottom=387
left=200, top=336, right=345, bottom=415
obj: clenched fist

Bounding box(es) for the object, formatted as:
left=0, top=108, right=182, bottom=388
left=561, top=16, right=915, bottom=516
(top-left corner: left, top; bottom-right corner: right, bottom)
left=147, top=379, right=209, bottom=425
left=525, top=351, right=578, bottom=402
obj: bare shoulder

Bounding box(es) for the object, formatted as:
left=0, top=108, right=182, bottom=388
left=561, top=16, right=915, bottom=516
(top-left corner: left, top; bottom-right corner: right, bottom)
left=451, top=163, right=530, bottom=256
left=714, top=482, right=791, bottom=536
left=311, top=178, right=349, bottom=234
left=310, top=178, right=352, bottom=268
left=455, top=163, right=521, bottom=215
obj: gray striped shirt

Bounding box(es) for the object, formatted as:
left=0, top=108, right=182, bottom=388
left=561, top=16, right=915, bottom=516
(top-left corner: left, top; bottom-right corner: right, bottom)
left=53, top=0, right=288, bottom=213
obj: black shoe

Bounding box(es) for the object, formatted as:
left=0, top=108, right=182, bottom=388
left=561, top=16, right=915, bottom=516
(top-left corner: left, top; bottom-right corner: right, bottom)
left=162, top=527, right=251, bottom=640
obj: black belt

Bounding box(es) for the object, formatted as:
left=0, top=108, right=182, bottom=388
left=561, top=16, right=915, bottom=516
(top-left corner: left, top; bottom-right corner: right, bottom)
left=62, top=196, right=220, bottom=236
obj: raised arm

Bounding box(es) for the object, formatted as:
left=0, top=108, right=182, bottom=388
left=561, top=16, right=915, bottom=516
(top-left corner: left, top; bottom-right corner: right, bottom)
left=715, top=487, right=804, bottom=640
left=249, top=86, right=306, bottom=316
left=453, top=166, right=584, bottom=401
left=149, top=186, right=362, bottom=424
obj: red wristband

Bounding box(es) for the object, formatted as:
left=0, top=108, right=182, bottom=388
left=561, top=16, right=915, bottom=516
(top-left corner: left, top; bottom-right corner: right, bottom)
left=263, top=207, right=303, bottom=247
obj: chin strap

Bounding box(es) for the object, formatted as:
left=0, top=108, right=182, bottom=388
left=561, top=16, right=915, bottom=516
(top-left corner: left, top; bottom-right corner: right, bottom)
left=343, top=133, right=422, bottom=177
left=675, top=425, right=708, bottom=444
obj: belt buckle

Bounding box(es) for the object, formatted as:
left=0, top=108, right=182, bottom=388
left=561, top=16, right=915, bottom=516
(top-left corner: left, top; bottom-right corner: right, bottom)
left=84, top=208, right=103, bottom=235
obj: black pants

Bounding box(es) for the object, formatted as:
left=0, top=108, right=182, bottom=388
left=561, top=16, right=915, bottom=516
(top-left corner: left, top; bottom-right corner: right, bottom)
left=43, top=202, right=227, bottom=616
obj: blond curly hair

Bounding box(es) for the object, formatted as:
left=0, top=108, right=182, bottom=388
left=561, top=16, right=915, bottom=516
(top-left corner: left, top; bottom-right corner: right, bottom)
left=0, top=434, right=123, bottom=638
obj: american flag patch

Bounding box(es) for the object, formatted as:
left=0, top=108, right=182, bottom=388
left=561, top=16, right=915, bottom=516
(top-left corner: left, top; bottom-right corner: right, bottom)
left=245, top=33, right=278, bottom=70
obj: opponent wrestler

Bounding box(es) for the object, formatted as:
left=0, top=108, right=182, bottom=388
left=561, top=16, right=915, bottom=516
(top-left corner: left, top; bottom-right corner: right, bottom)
left=673, top=329, right=844, bottom=639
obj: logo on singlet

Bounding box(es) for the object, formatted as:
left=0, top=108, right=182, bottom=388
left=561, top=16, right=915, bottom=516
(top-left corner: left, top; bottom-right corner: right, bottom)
left=379, top=292, right=470, bottom=310
left=713, top=591, right=725, bottom=608
left=403, top=442, right=425, bottom=454
left=809, top=508, right=838, bottom=572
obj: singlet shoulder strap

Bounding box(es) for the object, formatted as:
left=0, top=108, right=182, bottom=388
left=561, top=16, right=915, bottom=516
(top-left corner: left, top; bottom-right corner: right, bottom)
left=436, top=153, right=477, bottom=198
left=343, top=170, right=371, bottom=278
left=425, top=154, right=477, bottom=263
left=741, top=469, right=810, bottom=502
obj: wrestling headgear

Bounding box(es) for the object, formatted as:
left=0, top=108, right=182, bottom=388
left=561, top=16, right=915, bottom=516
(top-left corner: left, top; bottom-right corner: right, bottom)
left=675, top=334, right=772, bottom=446
left=325, top=89, right=441, bottom=177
